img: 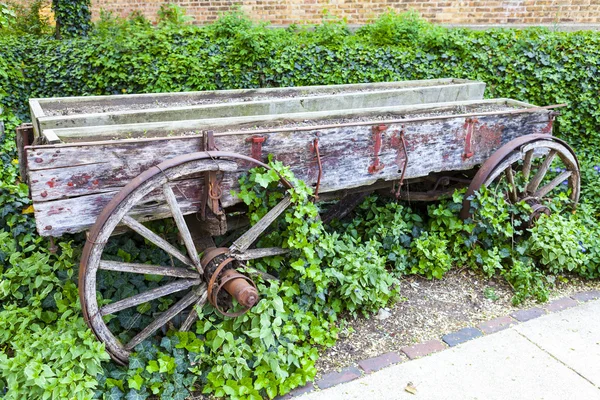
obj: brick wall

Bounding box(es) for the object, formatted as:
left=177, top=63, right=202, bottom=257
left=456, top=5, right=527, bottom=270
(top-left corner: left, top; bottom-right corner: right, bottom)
left=15, top=0, right=600, bottom=26
left=90, top=0, right=600, bottom=25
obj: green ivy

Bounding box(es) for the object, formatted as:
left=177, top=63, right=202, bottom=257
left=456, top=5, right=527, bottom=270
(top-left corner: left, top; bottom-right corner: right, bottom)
left=52, top=0, right=91, bottom=38
left=1, top=10, right=600, bottom=400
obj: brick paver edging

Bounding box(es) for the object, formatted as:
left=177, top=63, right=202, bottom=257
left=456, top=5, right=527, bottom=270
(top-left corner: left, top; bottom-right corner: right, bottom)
left=277, top=290, right=600, bottom=398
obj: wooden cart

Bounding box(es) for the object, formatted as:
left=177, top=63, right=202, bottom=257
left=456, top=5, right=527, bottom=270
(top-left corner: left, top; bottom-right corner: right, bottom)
left=18, top=80, right=580, bottom=363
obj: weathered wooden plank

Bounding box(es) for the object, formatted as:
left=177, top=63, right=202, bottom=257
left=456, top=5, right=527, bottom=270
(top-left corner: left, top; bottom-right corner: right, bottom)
left=231, top=247, right=290, bottom=261
left=33, top=79, right=484, bottom=120
left=36, top=83, right=486, bottom=132
left=32, top=179, right=233, bottom=236
left=27, top=109, right=551, bottom=202
left=29, top=99, right=44, bottom=138
left=100, top=278, right=202, bottom=316
left=49, top=97, right=506, bottom=142
left=99, top=260, right=200, bottom=278
left=162, top=183, right=202, bottom=271
left=16, top=124, right=34, bottom=183
left=42, top=129, right=62, bottom=144
left=30, top=112, right=552, bottom=237
left=34, top=79, right=476, bottom=107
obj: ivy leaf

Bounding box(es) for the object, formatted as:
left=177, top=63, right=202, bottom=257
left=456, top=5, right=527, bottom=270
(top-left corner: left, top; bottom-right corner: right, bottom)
left=160, top=336, right=172, bottom=352
left=272, top=296, right=285, bottom=313
left=172, top=390, right=190, bottom=400
left=128, top=355, right=145, bottom=370
left=104, top=387, right=124, bottom=400
left=127, top=374, right=144, bottom=391
left=124, top=389, right=148, bottom=400
left=254, top=173, right=271, bottom=188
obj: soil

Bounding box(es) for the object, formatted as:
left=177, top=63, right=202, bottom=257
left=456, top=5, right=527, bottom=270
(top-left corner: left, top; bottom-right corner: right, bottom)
left=314, top=269, right=600, bottom=377
left=43, top=81, right=459, bottom=116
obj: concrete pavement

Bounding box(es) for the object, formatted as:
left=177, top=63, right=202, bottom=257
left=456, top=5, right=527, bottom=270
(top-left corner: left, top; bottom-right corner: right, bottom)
left=298, top=299, right=600, bottom=400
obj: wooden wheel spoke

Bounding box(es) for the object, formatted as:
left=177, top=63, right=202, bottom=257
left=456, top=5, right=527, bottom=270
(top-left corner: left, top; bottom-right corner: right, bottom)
left=99, top=260, right=199, bottom=279
left=534, top=170, right=573, bottom=199
left=81, top=153, right=294, bottom=362
left=230, top=196, right=292, bottom=253
left=122, top=215, right=193, bottom=268
left=231, top=247, right=290, bottom=261
left=504, top=168, right=518, bottom=203
left=162, top=184, right=202, bottom=272
left=180, top=289, right=208, bottom=332
left=522, top=149, right=534, bottom=180
left=100, top=278, right=201, bottom=316
left=125, top=285, right=204, bottom=350
left=526, top=150, right=557, bottom=194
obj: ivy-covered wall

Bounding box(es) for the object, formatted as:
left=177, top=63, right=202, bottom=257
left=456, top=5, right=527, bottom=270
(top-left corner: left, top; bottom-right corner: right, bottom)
left=51, top=0, right=91, bottom=37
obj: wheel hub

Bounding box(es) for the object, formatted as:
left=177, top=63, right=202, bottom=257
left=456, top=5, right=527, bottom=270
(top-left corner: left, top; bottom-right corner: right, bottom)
left=200, top=247, right=259, bottom=316
left=527, top=202, right=551, bottom=227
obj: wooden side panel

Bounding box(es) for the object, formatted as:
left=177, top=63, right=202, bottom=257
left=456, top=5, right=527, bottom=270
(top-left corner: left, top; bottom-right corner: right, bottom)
left=35, top=83, right=486, bottom=131
left=33, top=79, right=482, bottom=113
left=28, top=112, right=552, bottom=236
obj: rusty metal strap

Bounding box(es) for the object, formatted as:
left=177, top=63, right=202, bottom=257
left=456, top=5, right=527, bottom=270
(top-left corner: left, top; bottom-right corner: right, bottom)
left=394, top=129, right=409, bottom=198
left=463, top=117, right=478, bottom=160
left=313, top=138, right=323, bottom=199
left=207, top=257, right=234, bottom=308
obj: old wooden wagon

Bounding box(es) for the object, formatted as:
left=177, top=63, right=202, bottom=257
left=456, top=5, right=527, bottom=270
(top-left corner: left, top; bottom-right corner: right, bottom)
left=17, top=79, right=580, bottom=363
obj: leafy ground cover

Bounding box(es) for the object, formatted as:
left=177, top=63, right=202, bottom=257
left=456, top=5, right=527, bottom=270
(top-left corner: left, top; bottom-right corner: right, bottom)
left=1, top=8, right=600, bottom=400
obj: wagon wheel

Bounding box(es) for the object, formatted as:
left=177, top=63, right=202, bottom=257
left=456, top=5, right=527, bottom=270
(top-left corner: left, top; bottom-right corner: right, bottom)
left=79, top=151, right=293, bottom=364
left=460, top=134, right=580, bottom=223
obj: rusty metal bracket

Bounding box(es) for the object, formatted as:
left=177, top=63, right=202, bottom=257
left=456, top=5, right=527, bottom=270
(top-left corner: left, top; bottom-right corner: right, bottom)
left=543, top=111, right=560, bottom=134
left=312, top=137, right=323, bottom=199
left=246, top=136, right=265, bottom=161
left=463, top=118, right=478, bottom=160
left=200, top=132, right=226, bottom=235
left=394, top=127, right=409, bottom=198
left=368, top=124, right=387, bottom=174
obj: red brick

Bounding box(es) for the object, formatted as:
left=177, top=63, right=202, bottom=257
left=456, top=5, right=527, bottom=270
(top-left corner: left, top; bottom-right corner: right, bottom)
left=477, top=316, right=517, bottom=334
left=358, top=352, right=403, bottom=373
left=315, top=366, right=362, bottom=389
left=572, top=290, right=600, bottom=302
left=546, top=297, right=578, bottom=313
left=401, top=340, right=446, bottom=360
left=511, top=307, right=546, bottom=322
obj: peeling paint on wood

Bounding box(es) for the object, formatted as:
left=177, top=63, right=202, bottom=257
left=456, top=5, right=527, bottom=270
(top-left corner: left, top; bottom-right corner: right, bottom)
left=28, top=109, right=552, bottom=237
